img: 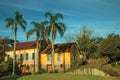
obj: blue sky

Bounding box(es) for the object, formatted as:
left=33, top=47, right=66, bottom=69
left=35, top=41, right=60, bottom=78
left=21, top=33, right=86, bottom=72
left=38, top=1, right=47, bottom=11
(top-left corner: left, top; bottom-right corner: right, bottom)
left=0, top=0, right=120, bottom=43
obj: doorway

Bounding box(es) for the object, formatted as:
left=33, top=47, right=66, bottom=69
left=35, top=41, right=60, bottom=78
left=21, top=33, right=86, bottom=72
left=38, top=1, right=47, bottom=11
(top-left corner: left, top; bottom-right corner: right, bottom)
left=46, top=64, right=52, bottom=72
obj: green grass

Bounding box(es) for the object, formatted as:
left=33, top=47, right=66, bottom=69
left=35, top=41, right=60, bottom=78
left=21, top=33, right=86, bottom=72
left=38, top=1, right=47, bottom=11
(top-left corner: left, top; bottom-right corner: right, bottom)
left=1, top=73, right=104, bottom=80
left=0, top=75, right=22, bottom=80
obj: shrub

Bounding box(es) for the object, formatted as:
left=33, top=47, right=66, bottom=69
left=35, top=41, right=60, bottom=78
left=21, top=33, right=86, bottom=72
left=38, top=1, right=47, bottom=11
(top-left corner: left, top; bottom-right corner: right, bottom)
left=100, top=65, right=120, bottom=77
left=39, top=68, right=46, bottom=74
left=79, top=59, right=87, bottom=66
left=34, top=68, right=46, bottom=74
left=49, top=70, right=58, bottom=73
left=0, top=62, right=9, bottom=76
left=0, top=58, right=21, bottom=76
left=87, top=57, right=110, bottom=66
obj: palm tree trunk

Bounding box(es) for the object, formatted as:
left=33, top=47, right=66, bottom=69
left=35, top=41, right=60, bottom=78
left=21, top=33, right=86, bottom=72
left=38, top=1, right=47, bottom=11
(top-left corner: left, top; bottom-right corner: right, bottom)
left=39, top=40, right=42, bottom=69
left=12, top=26, right=16, bottom=76
left=35, top=33, right=39, bottom=73
left=51, top=25, right=55, bottom=72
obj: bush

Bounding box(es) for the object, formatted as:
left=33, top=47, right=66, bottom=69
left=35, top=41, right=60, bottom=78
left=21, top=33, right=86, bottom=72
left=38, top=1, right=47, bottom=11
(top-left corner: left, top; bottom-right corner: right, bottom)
left=0, top=62, right=9, bottom=76
left=100, top=65, right=120, bottom=77
left=0, top=58, right=21, bottom=76
left=34, top=68, right=46, bottom=74
left=87, top=57, right=110, bottom=66
left=79, top=60, right=87, bottom=66
left=49, top=70, right=58, bottom=73
left=39, top=68, right=46, bottom=74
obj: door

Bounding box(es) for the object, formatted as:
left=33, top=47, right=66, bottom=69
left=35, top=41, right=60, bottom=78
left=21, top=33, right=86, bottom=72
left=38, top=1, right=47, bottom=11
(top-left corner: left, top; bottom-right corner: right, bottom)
left=47, top=64, right=52, bottom=72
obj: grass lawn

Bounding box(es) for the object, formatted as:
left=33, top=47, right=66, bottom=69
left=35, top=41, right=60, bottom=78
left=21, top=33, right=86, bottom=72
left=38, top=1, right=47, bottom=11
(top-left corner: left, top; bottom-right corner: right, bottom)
left=1, top=73, right=105, bottom=80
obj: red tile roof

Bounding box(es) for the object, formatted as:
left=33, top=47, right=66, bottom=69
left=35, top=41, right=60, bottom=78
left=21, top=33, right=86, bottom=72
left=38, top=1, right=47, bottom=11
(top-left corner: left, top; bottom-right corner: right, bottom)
left=7, top=40, right=45, bottom=51
left=41, top=42, right=78, bottom=53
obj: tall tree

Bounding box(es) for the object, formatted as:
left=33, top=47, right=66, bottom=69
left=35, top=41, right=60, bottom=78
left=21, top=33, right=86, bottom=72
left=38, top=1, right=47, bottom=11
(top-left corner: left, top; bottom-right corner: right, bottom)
left=45, top=12, right=66, bottom=72
left=26, top=21, right=48, bottom=73
left=99, top=33, right=120, bottom=64
left=5, top=11, right=26, bottom=75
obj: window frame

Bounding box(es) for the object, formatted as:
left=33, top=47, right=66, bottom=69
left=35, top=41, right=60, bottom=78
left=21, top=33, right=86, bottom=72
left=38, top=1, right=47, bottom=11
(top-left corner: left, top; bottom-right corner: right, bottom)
left=57, top=53, right=61, bottom=61
left=32, top=53, right=35, bottom=60
left=20, top=54, right=23, bottom=60
left=47, top=54, right=51, bottom=61
left=26, top=53, right=29, bottom=60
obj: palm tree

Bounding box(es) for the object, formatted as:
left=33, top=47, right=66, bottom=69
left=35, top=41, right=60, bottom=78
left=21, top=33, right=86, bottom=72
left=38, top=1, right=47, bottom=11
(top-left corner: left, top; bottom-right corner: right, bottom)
left=45, top=12, right=67, bottom=72
left=26, top=21, right=48, bottom=73
left=5, top=11, right=27, bottom=75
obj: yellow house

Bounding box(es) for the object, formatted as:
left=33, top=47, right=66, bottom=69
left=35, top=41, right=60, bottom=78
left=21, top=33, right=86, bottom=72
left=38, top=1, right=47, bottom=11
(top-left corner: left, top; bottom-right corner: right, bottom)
left=41, top=42, right=80, bottom=72
left=6, top=41, right=80, bottom=73
left=5, top=40, right=47, bottom=73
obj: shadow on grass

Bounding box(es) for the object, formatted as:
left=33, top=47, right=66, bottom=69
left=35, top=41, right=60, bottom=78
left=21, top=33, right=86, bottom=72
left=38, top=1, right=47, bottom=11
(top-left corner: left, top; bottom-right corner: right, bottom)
left=0, top=75, right=24, bottom=80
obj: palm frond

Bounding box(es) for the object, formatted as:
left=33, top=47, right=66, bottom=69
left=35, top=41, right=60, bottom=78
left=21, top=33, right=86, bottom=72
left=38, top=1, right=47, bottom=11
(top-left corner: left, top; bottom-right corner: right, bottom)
left=18, top=20, right=27, bottom=32
left=31, top=21, right=39, bottom=28
left=55, top=13, right=63, bottom=20
left=55, top=22, right=67, bottom=37
left=45, top=12, right=52, bottom=19
left=58, top=22, right=66, bottom=32
left=51, top=16, right=57, bottom=23
left=40, top=21, right=49, bottom=26
left=5, top=18, right=14, bottom=28
left=26, top=29, right=36, bottom=40
left=38, top=21, right=48, bottom=31
left=15, top=11, right=23, bottom=21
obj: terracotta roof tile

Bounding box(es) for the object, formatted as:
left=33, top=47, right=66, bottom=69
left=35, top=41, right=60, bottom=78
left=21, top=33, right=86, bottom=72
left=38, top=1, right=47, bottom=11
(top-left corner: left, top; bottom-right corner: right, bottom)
left=7, top=40, right=45, bottom=51
left=41, top=42, right=77, bottom=53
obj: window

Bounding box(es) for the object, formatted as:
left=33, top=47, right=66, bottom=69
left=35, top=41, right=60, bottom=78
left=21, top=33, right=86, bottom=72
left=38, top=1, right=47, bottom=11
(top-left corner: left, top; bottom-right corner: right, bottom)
left=47, top=54, right=51, bottom=61
left=20, top=54, right=23, bottom=60
left=32, top=53, right=35, bottom=60
left=57, top=53, right=61, bottom=61
left=26, top=53, right=28, bottom=60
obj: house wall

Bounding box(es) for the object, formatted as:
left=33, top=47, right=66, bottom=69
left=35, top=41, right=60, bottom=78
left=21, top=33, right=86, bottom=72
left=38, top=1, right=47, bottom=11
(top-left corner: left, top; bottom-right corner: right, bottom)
left=6, top=48, right=36, bottom=73
left=41, top=52, right=71, bottom=72
left=6, top=49, right=72, bottom=72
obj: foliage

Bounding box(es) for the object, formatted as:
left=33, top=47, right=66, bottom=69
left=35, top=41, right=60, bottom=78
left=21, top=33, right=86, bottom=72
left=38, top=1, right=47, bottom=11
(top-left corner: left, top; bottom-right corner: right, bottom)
left=76, top=26, right=92, bottom=55
left=0, top=37, right=15, bottom=62
left=99, top=33, right=120, bottom=63
left=100, top=64, right=120, bottom=77
left=26, top=21, right=48, bottom=73
left=34, top=68, right=46, bottom=74
left=49, top=70, right=58, bottom=73
left=0, top=58, right=21, bottom=77
left=0, top=62, right=9, bottom=76
left=45, top=12, right=67, bottom=72
left=87, top=57, right=110, bottom=66
left=80, top=58, right=120, bottom=77
left=64, top=26, right=102, bottom=59
left=70, top=45, right=81, bottom=71
left=5, top=11, right=27, bottom=75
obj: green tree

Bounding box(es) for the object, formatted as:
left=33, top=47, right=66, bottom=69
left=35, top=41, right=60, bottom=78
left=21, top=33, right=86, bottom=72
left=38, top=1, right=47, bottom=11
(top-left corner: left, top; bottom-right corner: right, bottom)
left=99, top=33, right=120, bottom=64
left=0, top=37, right=14, bottom=62
left=87, top=37, right=103, bottom=58
left=74, top=26, right=93, bottom=59
left=45, top=12, right=66, bottom=72
left=64, top=26, right=101, bottom=59
left=26, top=21, right=48, bottom=73
left=5, top=11, right=26, bottom=75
